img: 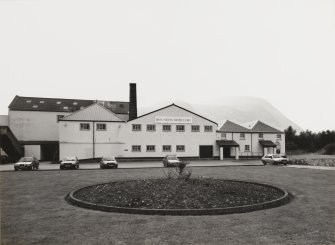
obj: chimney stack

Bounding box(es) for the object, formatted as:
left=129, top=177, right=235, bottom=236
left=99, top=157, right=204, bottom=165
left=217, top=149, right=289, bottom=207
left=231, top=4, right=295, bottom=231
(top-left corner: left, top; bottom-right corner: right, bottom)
left=129, top=83, right=137, bottom=121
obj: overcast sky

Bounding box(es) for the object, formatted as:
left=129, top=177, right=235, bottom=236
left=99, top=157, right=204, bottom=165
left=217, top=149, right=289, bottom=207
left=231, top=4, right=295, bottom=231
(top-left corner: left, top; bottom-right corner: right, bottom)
left=0, top=0, right=334, bottom=132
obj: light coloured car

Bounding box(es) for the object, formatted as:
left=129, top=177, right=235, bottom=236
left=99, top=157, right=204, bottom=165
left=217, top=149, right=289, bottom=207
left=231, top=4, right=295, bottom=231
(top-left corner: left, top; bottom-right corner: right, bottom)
left=60, top=156, right=79, bottom=170
left=100, top=157, right=118, bottom=169
left=14, top=157, right=39, bottom=171
left=163, top=155, right=182, bottom=167
left=261, top=154, right=288, bottom=165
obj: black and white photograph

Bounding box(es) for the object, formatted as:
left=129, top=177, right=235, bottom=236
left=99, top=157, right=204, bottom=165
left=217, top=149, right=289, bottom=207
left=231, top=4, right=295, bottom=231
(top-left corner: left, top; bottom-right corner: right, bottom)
left=0, top=1, right=334, bottom=244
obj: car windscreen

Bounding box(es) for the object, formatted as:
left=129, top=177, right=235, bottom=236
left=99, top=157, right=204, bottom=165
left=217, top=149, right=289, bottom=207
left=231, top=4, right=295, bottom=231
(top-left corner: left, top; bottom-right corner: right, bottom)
left=63, top=157, right=76, bottom=161
left=167, top=156, right=178, bottom=160
left=273, top=155, right=281, bottom=158
left=19, top=157, right=33, bottom=162
left=102, top=157, right=115, bottom=161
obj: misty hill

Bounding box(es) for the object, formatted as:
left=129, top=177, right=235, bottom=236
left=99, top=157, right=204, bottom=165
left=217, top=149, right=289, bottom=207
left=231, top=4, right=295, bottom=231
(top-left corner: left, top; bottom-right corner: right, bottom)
left=138, top=97, right=302, bottom=132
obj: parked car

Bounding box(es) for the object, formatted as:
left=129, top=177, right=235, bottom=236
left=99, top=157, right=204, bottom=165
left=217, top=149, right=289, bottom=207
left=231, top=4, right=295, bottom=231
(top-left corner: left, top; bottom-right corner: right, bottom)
left=14, top=157, right=39, bottom=171
left=60, top=156, right=79, bottom=170
left=163, top=155, right=182, bottom=167
left=100, top=157, right=118, bottom=169
left=261, top=154, right=288, bottom=165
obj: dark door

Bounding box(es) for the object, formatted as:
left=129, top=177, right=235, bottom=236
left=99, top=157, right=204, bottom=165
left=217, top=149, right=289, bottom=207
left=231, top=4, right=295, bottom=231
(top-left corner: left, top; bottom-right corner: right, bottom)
left=223, top=147, right=231, bottom=158
left=41, top=144, right=59, bottom=161
left=199, top=145, right=213, bottom=158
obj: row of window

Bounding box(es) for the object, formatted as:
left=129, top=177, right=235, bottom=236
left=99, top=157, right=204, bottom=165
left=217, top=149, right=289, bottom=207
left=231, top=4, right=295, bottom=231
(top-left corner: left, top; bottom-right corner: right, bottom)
left=132, top=124, right=213, bottom=132
left=132, top=145, right=185, bottom=152
left=80, top=123, right=106, bottom=131
left=221, top=133, right=282, bottom=140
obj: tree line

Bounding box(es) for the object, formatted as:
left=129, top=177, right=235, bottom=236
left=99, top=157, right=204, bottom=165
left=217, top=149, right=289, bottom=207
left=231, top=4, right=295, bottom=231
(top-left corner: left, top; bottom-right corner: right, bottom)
left=284, top=126, right=335, bottom=153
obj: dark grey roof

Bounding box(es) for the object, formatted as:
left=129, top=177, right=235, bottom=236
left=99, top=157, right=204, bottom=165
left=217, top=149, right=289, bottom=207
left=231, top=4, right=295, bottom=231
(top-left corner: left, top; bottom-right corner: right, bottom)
left=248, top=121, right=282, bottom=133
left=8, top=95, right=129, bottom=114
left=217, top=120, right=250, bottom=132
left=259, top=140, right=277, bottom=147
left=61, top=103, right=125, bottom=122
left=216, top=140, right=239, bottom=147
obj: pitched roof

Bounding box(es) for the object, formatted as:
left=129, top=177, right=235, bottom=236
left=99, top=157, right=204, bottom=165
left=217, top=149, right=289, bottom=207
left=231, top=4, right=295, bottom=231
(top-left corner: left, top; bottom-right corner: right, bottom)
left=243, top=120, right=283, bottom=133
left=60, top=103, right=125, bottom=122
left=8, top=95, right=129, bottom=114
left=217, top=120, right=250, bottom=132
left=128, top=103, right=218, bottom=125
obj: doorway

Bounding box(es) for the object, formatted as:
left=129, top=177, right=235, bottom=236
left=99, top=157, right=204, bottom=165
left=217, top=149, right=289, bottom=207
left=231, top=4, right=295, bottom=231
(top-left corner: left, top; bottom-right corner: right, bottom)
left=199, top=145, right=213, bottom=158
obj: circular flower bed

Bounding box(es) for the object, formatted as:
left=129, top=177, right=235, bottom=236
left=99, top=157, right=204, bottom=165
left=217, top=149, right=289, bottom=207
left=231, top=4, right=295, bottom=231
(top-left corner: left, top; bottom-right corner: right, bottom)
left=66, top=178, right=290, bottom=215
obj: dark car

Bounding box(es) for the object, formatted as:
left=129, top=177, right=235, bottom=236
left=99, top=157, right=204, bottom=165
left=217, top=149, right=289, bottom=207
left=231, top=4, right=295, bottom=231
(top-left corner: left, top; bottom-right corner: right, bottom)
left=163, top=155, right=182, bottom=167
left=14, top=157, right=39, bottom=170
left=60, top=156, right=79, bottom=170
left=100, top=157, right=118, bottom=169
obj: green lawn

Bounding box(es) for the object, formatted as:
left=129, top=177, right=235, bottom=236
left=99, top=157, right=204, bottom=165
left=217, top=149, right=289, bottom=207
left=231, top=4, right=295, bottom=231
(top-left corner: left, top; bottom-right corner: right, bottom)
left=1, top=166, right=334, bottom=245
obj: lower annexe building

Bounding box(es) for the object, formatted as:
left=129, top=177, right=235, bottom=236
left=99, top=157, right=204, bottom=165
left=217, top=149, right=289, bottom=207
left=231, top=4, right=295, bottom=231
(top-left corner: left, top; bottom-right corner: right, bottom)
left=58, top=103, right=285, bottom=160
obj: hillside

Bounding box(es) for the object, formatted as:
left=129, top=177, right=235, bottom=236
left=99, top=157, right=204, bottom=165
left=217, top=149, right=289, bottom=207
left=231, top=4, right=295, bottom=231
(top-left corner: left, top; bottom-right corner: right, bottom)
left=139, top=97, right=302, bottom=132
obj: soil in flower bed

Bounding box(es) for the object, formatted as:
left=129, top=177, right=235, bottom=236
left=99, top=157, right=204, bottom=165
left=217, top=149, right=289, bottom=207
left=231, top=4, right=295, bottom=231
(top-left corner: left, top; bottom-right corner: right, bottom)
left=73, top=178, right=284, bottom=209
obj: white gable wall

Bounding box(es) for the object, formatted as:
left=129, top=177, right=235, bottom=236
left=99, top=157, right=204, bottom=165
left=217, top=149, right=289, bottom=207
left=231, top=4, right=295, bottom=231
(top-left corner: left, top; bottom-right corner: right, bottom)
left=119, top=105, right=218, bottom=158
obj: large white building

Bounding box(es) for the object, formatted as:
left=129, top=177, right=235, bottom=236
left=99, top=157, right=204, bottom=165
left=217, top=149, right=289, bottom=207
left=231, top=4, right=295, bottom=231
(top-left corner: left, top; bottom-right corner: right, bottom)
left=58, top=102, right=285, bottom=160
left=1, top=83, right=285, bottom=161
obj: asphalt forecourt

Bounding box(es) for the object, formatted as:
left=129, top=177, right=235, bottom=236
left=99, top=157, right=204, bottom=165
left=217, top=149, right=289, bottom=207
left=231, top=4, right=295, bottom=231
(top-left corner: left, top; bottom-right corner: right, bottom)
left=0, top=160, right=263, bottom=171
left=1, top=166, right=334, bottom=245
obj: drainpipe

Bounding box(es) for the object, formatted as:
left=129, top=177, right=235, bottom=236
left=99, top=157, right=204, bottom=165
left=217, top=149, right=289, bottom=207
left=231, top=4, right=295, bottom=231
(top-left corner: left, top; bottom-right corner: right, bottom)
left=251, top=133, right=253, bottom=157
left=92, top=122, right=95, bottom=158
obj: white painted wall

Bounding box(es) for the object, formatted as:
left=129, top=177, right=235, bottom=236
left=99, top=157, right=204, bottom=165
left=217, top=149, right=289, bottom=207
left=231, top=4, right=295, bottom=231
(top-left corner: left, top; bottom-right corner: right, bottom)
left=9, top=110, right=72, bottom=141
left=119, top=105, right=218, bottom=158
left=24, top=145, right=41, bottom=160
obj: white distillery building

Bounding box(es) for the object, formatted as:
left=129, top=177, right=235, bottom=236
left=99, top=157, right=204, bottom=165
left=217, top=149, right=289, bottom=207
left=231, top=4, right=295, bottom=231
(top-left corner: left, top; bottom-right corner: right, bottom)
left=58, top=102, right=285, bottom=160
left=59, top=103, right=218, bottom=160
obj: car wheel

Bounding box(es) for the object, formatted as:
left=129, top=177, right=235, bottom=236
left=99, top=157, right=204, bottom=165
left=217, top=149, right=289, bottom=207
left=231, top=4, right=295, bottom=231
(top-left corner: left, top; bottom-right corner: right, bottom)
left=31, top=166, right=34, bottom=170
left=100, top=165, right=103, bottom=169
left=76, top=165, right=79, bottom=169
left=36, top=165, right=39, bottom=170
left=60, top=166, right=63, bottom=170
left=14, top=168, right=18, bottom=171
left=262, top=161, right=267, bottom=165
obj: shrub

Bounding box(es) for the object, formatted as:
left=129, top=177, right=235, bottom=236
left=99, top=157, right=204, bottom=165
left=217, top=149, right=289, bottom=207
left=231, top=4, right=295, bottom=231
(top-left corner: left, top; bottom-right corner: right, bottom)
left=162, top=161, right=192, bottom=181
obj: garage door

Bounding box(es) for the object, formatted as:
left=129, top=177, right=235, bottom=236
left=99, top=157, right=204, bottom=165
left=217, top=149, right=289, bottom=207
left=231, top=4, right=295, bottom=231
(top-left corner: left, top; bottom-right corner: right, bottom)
left=199, top=145, right=213, bottom=158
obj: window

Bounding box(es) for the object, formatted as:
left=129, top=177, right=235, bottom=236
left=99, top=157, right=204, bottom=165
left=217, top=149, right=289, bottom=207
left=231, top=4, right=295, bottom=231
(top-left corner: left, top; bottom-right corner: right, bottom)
left=162, top=145, right=171, bottom=152
left=32, top=105, right=38, bottom=108
left=176, top=145, right=185, bottom=152
left=80, top=123, right=90, bottom=131
left=73, top=102, right=78, bottom=105
left=96, top=123, right=106, bottom=131
left=146, top=124, right=156, bottom=132
left=240, top=133, right=245, bottom=139
left=40, top=100, right=44, bottom=104
left=221, top=133, right=226, bottom=139
left=245, top=145, right=250, bottom=151
left=132, top=124, right=141, bottom=131
left=63, top=106, right=68, bottom=110
left=132, top=145, right=141, bottom=152
left=162, top=125, right=171, bottom=132
left=277, top=134, right=282, bottom=139
left=176, top=125, right=185, bottom=132
left=204, top=126, right=213, bottom=132
left=57, top=115, right=64, bottom=122
left=146, top=145, right=155, bottom=152
left=26, top=100, right=31, bottom=103
left=56, top=101, right=61, bottom=104
left=258, top=133, right=263, bottom=138
left=191, top=125, right=200, bottom=132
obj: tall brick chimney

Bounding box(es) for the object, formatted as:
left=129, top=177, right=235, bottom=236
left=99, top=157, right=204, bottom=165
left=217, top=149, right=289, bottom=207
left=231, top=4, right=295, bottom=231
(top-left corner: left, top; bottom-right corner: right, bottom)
left=129, top=83, right=137, bottom=121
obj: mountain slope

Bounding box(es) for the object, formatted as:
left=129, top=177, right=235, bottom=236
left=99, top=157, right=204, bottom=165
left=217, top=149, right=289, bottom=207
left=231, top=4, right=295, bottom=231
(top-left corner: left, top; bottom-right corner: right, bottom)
left=138, top=97, right=302, bottom=132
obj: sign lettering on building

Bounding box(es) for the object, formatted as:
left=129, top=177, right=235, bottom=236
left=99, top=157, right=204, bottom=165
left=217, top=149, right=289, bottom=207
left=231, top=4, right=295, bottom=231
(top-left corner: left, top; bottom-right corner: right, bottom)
left=155, top=116, right=192, bottom=124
